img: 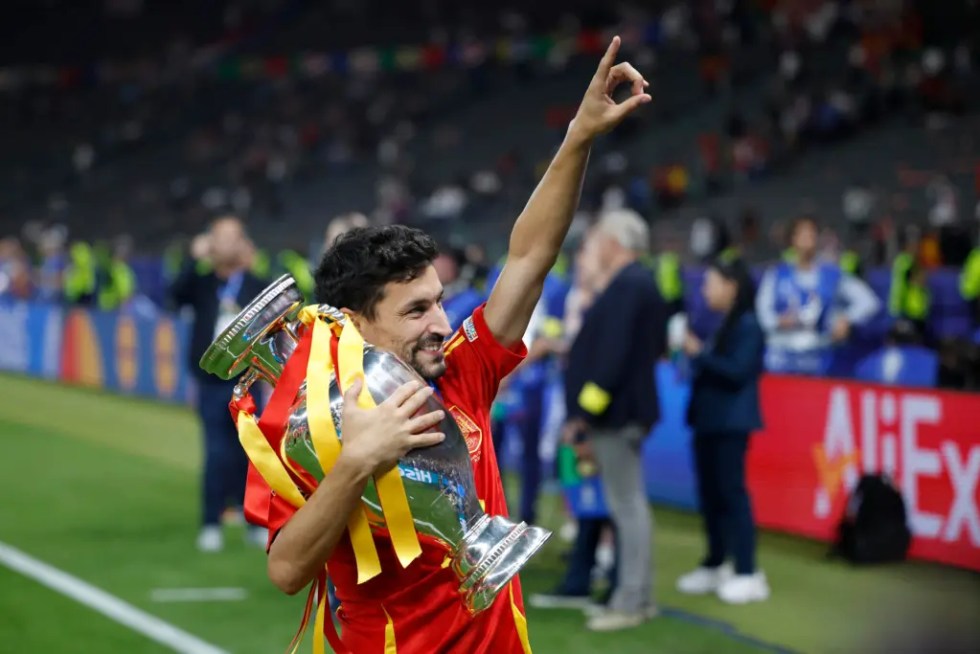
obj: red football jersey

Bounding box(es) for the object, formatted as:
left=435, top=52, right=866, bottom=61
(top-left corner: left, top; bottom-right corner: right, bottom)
left=247, top=305, right=531, bottom=653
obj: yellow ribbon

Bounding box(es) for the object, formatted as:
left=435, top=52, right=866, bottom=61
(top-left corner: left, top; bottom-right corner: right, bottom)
left=312, top=582, right=327, bottom=654
left=285, top=583, right=318, bottom=654
left=509, top=583, right=533, bottom=654
left=307, top=313, right=381, bottom=584
left=337, top=314, right=422, bottom=570
left=236, top=411, right=306, bottom=509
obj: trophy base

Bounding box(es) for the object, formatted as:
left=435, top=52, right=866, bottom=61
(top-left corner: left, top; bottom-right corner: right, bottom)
left=455, top=515, right=552, bottom=614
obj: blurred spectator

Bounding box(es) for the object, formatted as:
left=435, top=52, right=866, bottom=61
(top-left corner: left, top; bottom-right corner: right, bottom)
left=530, top=229, right=618, bottom=613
left=0, top=238, right=33, bottom=301
left=961, top=242, right=980, bottom=340
left=756, top=215, right=881, bottom=375
left=842, top=180, right=876, bottom=240
left=36, top=226, right=69, bottom=303
left=889, top=226, right=931, bottom=344
left=678, top=255, right=768, bottom=604
left=95, top=236, right=137, bottom=312
left=170, top=215, right=267, bottom=553
left=63, top=241, right=97, bottom=306
left=433, top=249, right=484, bottom=332
left=689, top=213, right=731, bottom=263
left=323, top=212, right=370, bottom=255
left=564, top=209, right=664, bottom=631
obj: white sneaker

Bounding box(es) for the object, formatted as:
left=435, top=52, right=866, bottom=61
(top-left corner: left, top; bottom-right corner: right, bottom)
left=222, top=509, right=246, bottom=527
left=584, top=603, right=659, bottom=619
left=245, top=526, right=269, bottom=549
left=196, top=526, right=224, bottom=553
left=558, top=521, right=578, bottom=543
left=717, top=572, right=770, bottom=604
left=586, top=608, right=655, bottom=632
left=676, top=563, right=733, bottom=595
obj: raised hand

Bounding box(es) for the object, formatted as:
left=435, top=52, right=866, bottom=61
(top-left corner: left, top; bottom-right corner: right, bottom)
left=569, top=36, right=652, bottom=141
left=337, top=378, right=446, bottom=476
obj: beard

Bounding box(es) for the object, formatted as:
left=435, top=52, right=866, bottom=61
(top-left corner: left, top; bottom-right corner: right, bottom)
left=405, top=333, right=447, bottom=381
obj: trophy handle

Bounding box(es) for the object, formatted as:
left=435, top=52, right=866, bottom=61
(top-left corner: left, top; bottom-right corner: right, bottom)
left=200, top=274, right=305, bottom=383
left=233, top=369, right=261, bottom=400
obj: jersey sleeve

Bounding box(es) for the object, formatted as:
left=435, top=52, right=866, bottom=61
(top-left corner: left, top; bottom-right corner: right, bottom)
left=442, top=303, right=527, bottom=408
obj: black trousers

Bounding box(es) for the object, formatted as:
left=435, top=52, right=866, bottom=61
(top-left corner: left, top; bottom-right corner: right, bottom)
left=693, top=431, right=757, bottom=575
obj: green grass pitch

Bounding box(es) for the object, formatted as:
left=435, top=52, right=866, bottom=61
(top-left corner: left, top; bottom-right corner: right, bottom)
left=1, top=374, right=977, bottom=653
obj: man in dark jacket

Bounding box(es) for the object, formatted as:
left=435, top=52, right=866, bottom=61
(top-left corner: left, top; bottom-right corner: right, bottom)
left=171, top=216, right=267, bottom=552
left=565, top=209, right=666, bottom=631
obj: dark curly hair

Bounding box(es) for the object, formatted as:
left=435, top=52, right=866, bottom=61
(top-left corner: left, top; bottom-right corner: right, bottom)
left=314, top=225, right=439, bottom=319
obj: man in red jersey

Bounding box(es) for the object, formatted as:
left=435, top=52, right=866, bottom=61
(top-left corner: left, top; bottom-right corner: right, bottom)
left=248, top=36, right=651, bottom=653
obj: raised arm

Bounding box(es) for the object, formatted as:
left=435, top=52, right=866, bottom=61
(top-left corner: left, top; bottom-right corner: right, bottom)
left=484, top=36, right=651, bottom=346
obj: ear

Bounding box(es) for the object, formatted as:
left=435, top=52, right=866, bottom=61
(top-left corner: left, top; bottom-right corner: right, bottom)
left=341, top=308, right=363, bottom=332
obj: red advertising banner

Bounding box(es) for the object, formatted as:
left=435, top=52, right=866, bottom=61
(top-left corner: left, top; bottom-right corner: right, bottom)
left=748, top=375, right=980, bottom=571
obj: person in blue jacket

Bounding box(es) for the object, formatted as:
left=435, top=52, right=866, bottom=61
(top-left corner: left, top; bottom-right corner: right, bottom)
left=486, top=259, right=570, bottom=524
left=677, top=254, right=770, bottom=605
left=756, top=215, right=880, bottom=375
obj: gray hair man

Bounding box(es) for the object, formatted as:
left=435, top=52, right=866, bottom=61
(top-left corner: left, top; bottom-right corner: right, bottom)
left=564, top=208, right=666, bottom=630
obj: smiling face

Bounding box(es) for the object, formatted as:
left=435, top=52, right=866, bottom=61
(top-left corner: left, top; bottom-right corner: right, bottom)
left=349, top=265, right=452, bottom=380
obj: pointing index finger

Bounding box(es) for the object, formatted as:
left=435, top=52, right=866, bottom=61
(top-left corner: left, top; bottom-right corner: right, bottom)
left=596, top=35, right=621, bottom=79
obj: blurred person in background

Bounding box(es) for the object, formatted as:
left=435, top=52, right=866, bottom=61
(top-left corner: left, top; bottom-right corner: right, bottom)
left=433, top=247, right=484, bottom=332
left=95, top=235, right=137, bottom=312
left=757, top=215, right=880, bottom=375
left=276, top=246, right=315, bottom=301
left=63, top=241, right=98, bottom=306
left=35, top=226, right=68, bottom=303
left=889, top=226, right=931, bottom=344
left=490, top=251, right=571, bottom=526
left=677, top=255, right=768, bottom=604
left=564, top=209, right=665, bottom=631
left=962, top=240, right=980, bottom=341
left=171, top=216, right=267, bottom=552
left=531, top=228, right=619, bottom=613
left=323, top=212, right=370, bottom=256
left=242, top=237, right=271, bottom=281
left=0, top=237, right=33, bottom=301
left=644, top=240, right=685, bottom=319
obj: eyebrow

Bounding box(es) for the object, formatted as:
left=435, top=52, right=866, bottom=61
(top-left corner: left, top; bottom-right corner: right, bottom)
left=397, top=289, right=445, bottom=316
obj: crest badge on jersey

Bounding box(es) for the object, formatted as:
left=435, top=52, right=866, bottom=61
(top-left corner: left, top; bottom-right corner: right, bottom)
left=462, top=316, right=478, bottom=342
left=448, top=405, right=483, bottom=461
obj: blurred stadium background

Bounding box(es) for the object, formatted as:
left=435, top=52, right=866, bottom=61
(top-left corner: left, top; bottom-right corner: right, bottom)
left=2, top=0, right=980, bottom=653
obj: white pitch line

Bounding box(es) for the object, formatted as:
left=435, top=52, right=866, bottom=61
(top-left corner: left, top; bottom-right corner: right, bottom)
left=0, top=541, right=229, bottom=654
left=151, top=588, right=248, bottom=603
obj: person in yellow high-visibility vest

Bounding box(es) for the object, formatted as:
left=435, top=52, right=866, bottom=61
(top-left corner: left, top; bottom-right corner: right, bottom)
left=63, top=241, right=97, bottom=305
left=890, top=230, right=931, bottom=342
left=277, top=248, right=315, bottom=301
left=639, top=251, right=683, bottom=316
left=961, top=246, right=980, bottom=339
left=839, top=249, right=862, bottom=277
left=97, top=237, right=137, bottom=312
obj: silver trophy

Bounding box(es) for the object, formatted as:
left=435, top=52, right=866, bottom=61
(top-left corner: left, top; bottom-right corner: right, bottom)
left=200, top=275, right=550, bottom=613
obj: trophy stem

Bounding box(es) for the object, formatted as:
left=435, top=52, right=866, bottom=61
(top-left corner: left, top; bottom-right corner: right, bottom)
left=453, top=515, right=552, bottom=614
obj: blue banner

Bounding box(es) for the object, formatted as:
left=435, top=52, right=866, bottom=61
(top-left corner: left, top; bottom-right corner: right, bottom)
left=58, top=305, right=192, bottom=403
left=0, top=300, right=63, bottom=379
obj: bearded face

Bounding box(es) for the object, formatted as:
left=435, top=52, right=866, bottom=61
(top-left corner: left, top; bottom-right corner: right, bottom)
left=351, top=266, right=452, bottom=381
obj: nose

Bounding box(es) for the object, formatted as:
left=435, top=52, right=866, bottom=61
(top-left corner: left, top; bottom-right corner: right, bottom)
left=429, top=304, right=452, bottom=340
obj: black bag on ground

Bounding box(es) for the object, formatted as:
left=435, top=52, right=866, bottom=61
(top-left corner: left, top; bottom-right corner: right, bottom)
left=832, top=473, right=911, bottom=564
